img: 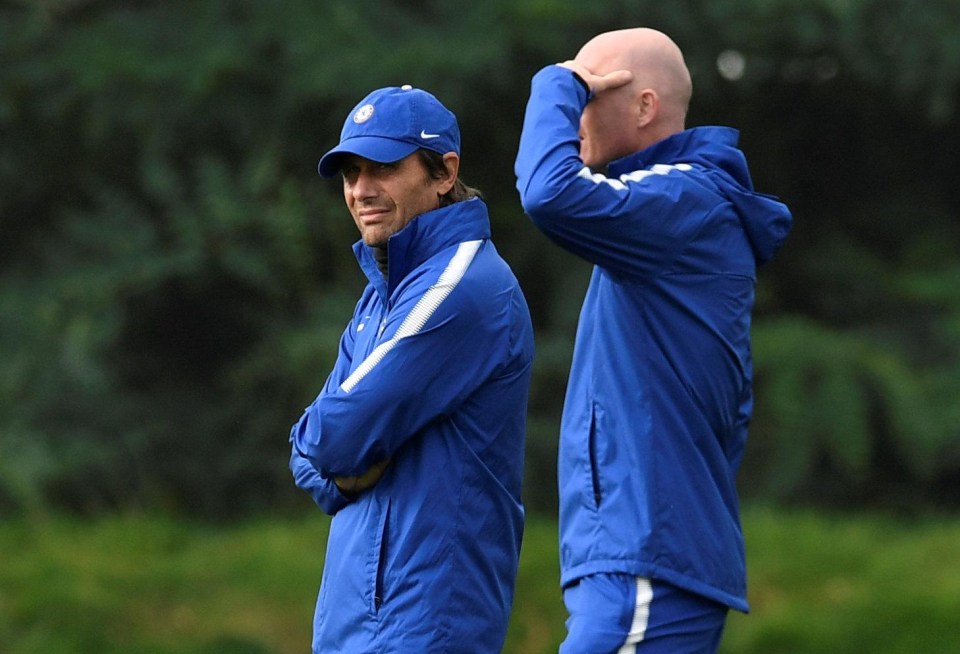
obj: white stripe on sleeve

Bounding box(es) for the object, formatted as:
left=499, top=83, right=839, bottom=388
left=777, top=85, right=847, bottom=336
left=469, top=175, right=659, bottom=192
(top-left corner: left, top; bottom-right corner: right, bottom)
left=339, top=239, right=483, bottom=393
left=577, top=163, right=693, bottom=191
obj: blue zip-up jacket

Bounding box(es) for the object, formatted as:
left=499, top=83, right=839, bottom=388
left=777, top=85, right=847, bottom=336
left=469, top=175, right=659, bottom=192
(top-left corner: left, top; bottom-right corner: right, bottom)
left=515, top=65, right=791, bottom=611
left=290, top=197, right=534, bottom=653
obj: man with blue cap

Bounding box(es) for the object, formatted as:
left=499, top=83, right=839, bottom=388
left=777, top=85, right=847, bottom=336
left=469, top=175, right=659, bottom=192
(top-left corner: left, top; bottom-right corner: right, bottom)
left=289, top=85, right=534, bottom=653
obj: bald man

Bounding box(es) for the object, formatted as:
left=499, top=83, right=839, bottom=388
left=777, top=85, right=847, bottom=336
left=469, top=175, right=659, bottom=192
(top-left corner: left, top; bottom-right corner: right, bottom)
left=515, top=28, right=792, bottom=653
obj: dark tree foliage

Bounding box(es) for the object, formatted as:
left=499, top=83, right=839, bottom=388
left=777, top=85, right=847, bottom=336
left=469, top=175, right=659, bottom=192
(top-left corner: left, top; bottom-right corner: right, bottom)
left=1, top=0, right=958, bottom=518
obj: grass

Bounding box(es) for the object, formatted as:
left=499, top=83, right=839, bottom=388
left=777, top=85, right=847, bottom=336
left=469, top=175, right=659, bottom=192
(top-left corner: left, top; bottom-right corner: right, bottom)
left=1, top=507, right=959, bottom=653
left=725, top=508, right=960, bottom=653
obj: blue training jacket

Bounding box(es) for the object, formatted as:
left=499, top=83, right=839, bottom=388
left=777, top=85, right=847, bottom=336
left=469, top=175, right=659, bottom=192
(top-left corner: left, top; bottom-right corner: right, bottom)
left=515, top=65, right=792, bottom=611
left=290, top=197, right=534, bottom=653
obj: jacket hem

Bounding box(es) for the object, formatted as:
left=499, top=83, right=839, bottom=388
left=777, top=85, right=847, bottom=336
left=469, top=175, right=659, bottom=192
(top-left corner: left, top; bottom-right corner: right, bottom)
left=560, top=559, right=750, bottom=613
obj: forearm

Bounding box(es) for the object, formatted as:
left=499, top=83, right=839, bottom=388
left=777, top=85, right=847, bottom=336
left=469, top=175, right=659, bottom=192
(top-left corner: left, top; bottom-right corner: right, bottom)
left=515, top=66, right=588, bottom=214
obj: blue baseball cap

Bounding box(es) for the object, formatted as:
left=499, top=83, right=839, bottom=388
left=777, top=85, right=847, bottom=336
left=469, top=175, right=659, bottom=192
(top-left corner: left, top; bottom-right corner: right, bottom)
left=317, top=85, right=461, bottom=178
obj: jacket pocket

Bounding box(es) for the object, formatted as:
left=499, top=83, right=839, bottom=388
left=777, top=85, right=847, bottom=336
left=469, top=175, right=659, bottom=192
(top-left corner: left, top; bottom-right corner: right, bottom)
left=373, top=497, right=391, bottom=613
left=588, top=403, right=602, bottom=508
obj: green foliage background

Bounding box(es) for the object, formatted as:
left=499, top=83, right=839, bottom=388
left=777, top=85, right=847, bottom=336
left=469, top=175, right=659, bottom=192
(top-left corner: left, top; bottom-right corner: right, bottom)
left=1, top=0, right=959, bottom=518
left=3, top=510, right=960, bottom=653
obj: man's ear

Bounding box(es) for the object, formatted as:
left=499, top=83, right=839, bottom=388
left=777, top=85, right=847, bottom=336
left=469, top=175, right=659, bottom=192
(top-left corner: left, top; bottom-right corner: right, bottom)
left=439, top=153, right=460, bottom=194
left=636, top=89, right=658, bottom=128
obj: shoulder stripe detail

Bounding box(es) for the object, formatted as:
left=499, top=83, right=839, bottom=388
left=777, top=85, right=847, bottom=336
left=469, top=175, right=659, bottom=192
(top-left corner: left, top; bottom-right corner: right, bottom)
left=577, top=163, right=692, bottom=191
left=339, top=239, right=483, bottom=393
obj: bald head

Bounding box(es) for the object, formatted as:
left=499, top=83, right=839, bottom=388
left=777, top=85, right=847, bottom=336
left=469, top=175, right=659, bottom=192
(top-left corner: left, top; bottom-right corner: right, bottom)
left=577, top=28, right=692, bottom=136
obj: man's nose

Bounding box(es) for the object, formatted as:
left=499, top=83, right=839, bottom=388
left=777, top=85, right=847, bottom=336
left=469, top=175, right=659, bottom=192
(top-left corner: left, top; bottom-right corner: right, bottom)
left=351, top=170, right=377, bottom=201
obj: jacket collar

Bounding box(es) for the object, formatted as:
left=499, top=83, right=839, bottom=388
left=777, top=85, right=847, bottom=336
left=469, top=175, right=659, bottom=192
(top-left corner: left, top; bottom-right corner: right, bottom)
left=353, top=197, right=491, bottom=301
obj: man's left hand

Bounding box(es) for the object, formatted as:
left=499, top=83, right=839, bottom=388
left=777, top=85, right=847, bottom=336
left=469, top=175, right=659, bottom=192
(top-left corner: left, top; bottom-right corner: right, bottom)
left=335, top=457, right=393, bottom=496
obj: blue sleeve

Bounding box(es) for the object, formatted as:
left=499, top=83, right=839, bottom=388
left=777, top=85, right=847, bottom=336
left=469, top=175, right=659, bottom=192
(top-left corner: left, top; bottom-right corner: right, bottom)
left=289, top=415, right=350, bottom=515
left=288, top=319, right=358, bottom=515
left=293, top=243, right=507, bottom=478
left=514, top=65, right=701, bottom=279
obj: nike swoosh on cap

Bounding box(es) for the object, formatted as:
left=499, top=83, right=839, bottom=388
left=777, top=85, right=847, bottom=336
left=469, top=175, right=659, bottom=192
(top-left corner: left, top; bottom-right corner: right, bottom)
left=420, top=130, right=440, bottom=139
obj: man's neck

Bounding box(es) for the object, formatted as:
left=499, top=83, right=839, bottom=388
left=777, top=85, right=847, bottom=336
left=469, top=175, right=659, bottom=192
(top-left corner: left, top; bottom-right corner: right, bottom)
left=371, top=245, right=388, bottom=279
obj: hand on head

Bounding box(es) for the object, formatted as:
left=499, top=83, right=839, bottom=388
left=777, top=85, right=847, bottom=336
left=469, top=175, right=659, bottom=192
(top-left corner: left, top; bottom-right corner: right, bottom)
left=558, top=60, right=633, bottom=95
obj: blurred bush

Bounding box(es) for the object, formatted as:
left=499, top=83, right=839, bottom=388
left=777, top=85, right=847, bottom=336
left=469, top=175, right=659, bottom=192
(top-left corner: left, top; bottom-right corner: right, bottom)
left=1, top=0, right=958, bottom=517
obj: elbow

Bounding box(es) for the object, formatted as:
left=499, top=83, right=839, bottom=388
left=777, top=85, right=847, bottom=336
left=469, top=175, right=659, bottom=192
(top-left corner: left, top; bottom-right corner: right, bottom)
left=518, top=163, right=588, bottom=227
left=517, top=154, right=586, bottom=222
left=296, top=401, right=362, bottom=477
left=519, top=181, right=566, bottom=227
left=290, top=405, right=329, bottom=473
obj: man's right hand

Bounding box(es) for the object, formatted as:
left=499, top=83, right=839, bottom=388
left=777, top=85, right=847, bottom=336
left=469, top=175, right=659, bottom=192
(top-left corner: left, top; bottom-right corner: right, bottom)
left=558, top=60, right=633, bottom=95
